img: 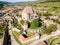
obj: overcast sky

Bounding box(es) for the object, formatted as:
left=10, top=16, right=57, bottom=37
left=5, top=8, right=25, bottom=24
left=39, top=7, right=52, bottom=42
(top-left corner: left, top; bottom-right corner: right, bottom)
left=0, top=0, right=36, bottom=2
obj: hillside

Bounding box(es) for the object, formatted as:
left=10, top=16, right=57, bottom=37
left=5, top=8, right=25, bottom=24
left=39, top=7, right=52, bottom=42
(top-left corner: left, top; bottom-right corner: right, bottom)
left=14, top=1, right=60, bottom=14
left=0, top=1, right=10, bottom=9
left=0, top=0, right=60, bottom=14
left=38, top=0, right=60, bottom=2
left=0, top=1, right=10, bottom=5
left=46, top=0, right=60, bottom=2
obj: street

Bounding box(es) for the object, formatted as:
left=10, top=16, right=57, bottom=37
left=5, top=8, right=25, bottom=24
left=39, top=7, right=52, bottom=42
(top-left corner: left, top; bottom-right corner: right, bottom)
left=30, top=28, right=60, bottom=45
left=9, top=30, right=19, bottom=45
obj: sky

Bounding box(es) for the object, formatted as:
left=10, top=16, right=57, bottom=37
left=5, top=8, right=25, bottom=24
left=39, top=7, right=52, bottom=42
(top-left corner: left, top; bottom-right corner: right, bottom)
left=0, top=0, right=36, bottom=2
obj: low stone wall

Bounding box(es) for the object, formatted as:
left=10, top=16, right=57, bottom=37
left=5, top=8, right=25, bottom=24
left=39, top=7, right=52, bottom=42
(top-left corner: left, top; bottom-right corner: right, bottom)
left=27, top=29, right=41, bottom=33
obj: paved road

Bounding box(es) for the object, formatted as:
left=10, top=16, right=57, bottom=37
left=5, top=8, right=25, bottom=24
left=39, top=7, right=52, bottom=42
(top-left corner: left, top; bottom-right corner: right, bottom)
left=0, top=38, right=3, bottom=45
left=9, top=30, right=19, bottom=45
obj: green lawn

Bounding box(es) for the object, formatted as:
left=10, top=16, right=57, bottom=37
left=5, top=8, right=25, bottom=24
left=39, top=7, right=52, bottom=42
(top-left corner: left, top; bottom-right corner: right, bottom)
left=46, top=35, right=60, bottom=45
left=46, top=36, right=54, bottom=45
left=13, top=31, right=20, bottom=37
left=0, top=23, right=5, bottom=39
left=33, top=2, right=60, bottom=13
left=26, top=32, right=35, bottom=37
left=30, top=21, right=45, bottom=30
left=52, top=39, right=60, bottom=45
left=39, top=30, right=45, bottom=35
left=12, top=31, right=22, bottom=45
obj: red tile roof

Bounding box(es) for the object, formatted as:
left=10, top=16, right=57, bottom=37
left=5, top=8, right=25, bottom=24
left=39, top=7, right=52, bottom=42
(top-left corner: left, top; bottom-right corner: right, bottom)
left=38, top=41, right=46, bottom=45
left=19, top=34, right=36, bottom=41
left=22, top=6, right=33, bottom=14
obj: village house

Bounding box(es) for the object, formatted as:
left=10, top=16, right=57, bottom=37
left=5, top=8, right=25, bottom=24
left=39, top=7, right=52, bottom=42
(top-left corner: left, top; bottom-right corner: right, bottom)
left=14, top=6, right=23, bottom=10
left=0, top=18, right=6, bottom=24
left=49, top=15, right=59, bottom=19
left=43, top=19, right=54, bottom=27
left=21, top=6, right=40, bottom=33
left=1, top=8, right=13, bottom=13
left=19, top=33, right=40, bottom=43
left=22, top=6, right=38, bottom=21
left=19, top=7, right=42, bottom=42
left=0, top=18, right=4, bottom=23
left=36, top=41, right=46, bottom=45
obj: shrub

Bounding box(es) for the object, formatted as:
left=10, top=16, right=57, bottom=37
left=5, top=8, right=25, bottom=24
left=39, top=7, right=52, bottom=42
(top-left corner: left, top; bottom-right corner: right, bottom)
left=20, top=20, right=24, bottom=25
left=44, top=24, right=57, bottom=34
left=13, top=18, right=18, bottom=27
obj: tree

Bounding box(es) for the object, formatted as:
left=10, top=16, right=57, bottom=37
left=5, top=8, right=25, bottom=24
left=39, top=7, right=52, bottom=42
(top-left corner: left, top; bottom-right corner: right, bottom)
left=52, top=19, right=60, bottom=24
left=13, top=18, right=18, bottom=27
left=38, top=13, right=42, bottom=17
left=0, top=23, right=5, bottom=34
left=20, top=20, right=24, bottom=25
left=17, top=24, right=22, bottom=30
left=30, top=19, right=40, bottom=29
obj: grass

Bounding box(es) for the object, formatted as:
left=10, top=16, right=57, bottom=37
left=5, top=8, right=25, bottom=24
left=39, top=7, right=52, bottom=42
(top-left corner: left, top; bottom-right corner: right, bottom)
left=12, top=31, right=22, bottom=45
left=26, top=32, right=35, bottom=37
left=52, top=39, right=60, bottom=45
left=13, top=1, right=60, bottom=16
left=39, top=30, right=45, bottom=35
left=30, top=21, right=45, bottom=30
left=24, top=40, right=36, bottom=45
left=46, top=36, right=54, bottom=45
left=13, top=31, right=20, bottom=37
left=0, top=35, right=3, bottom=39
left=57, top=35, right=60, bottom=38
left=38, top=2, right=60, bottom=13
left=46, top=35, right=60, bottom=45
left=39, top=2, right=60, bottom=7
left=0, top=23, right=5, bottom=39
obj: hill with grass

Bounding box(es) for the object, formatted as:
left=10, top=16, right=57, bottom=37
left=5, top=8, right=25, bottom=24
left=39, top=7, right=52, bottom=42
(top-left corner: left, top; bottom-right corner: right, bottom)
left=0, top=1, right=10, bottom=9
left=15, top=0, right=60, bottom=14
left=38, top=0, right=60, bottom=2
left=1, top=0, right=60, bottom=14
left=46, top=0, right=60, bottom=2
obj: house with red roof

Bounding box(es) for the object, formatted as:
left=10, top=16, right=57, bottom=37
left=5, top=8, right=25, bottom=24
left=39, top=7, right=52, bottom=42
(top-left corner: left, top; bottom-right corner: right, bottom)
left=19, top=33, right=40, bottom=43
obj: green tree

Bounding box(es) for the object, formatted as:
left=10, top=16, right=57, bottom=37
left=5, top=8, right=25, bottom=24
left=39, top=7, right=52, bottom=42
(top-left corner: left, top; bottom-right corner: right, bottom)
left=38, top=13, right=42, bottom=17
left=20, top=20, right=24, bottom=25
left=0, top=23, right=5, bottom=38
left=13, top=18, right=18, bottom=27
left=0, top=23, right=5, bottom=33
left=17, top=24, right=22, bottom=30
left=51, top=19, right=60, bottom=24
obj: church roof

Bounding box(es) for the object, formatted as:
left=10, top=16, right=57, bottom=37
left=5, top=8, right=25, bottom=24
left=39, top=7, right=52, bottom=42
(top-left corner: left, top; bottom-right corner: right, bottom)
left=22, top=6, right=33, bottom=14
left=22, top=6, right=37, bottom=16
